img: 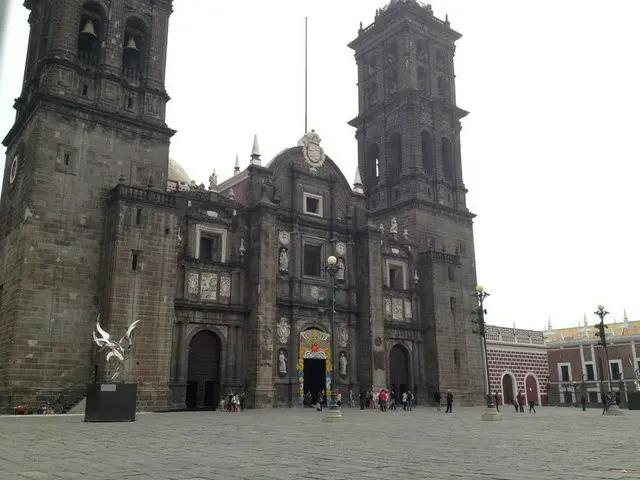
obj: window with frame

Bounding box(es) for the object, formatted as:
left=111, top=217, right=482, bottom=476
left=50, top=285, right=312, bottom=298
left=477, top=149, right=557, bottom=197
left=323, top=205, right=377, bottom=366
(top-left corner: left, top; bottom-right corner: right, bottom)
left=199, top=234, right=221, bottom=262
left=585, top=363, right=595, bottom=381
left=610, top=361, right=621, bottom=380
left=303, top=244, right=322, bottom=277
left=563, top=390, right=573, bottom=404
left=388, top=264, right=404, bottom=289
left=588, top=391, right=599, bottom=403
left=560, top=365, right=570, bottom=382
left=303, top=193, right=322, bottom=216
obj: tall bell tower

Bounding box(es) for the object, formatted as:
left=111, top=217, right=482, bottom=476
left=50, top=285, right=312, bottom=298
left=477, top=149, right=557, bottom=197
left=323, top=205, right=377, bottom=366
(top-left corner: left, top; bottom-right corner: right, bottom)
left=0, top=0, right=175, bottom=410
left=349, top=0, right=485, bottom=404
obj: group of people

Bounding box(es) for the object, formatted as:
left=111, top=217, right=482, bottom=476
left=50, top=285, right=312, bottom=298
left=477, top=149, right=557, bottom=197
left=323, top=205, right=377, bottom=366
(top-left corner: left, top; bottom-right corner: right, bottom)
left=219, top=391, right=246, bottom=412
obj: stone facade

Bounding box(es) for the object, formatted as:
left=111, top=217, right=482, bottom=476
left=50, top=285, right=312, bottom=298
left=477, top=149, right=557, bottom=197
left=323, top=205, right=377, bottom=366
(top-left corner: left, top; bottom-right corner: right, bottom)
left=545, top=318, right=640, bottom=405
left=485, top=325, right=549, bottom=406
left=0, top=0, right=487, bottom=412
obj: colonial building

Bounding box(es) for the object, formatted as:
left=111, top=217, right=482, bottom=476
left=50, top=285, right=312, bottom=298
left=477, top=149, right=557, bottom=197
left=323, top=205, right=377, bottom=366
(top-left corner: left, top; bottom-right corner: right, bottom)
left=485, top=325, right=549, bottom=406
left=0, top=0, right=486, bottom=412
left=545, top=314, right=640, bottom=405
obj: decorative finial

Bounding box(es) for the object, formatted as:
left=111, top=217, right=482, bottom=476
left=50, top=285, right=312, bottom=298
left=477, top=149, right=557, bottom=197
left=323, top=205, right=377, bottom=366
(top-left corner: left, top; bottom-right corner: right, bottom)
left=118, top=173, right=126, bottom=184
left=414, top=270, right=419, bottom=282
left=250, top=135, right=261, bottom=165
left=238, top=238, right=246, bottom=255
left=147, top=174, right=154, bottom=188
left=444, top=14, right=450, bottom=26
left=208, top=169, right=218, bottom=192
left=512, top=321, right=516, bottom=330
left=353, top=166, right=364, bottom=194
left=359, top=21, right=363, bottom=31
left=228, top=188, right=236, bottom=200
left=583, top=313, right=588, bottom=327
left=624, top=308, right=628, bottom=321
left=547, top=317, right=552, bottom=330
left=403, top=228, right=409, bottom=240
left=234, top=154, right=240, bottom=175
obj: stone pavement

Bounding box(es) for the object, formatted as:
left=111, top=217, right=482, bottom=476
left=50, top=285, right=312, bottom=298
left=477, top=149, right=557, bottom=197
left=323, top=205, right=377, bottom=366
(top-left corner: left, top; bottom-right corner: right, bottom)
left=1, top=406, right=638, bottom=480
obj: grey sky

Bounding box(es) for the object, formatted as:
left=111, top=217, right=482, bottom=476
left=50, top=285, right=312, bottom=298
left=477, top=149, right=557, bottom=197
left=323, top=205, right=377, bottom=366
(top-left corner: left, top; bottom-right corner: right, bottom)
left=1, top=0, right=639, bottom=330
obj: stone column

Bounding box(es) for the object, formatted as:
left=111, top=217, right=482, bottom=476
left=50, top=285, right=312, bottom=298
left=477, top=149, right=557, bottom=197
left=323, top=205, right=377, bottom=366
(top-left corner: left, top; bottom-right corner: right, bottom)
left=226, top=326, right=237, bottom=385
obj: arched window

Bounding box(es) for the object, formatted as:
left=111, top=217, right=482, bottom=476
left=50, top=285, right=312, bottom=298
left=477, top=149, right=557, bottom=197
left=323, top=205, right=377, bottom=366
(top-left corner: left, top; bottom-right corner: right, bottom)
left=77, top=2, right=105, bottom=66
left=441, top=138, right=455, bottom=181
left=366, top=143, right=380, bottom=187
left=122, top=16, right=148, bottom=80
left=387, top=133, right=402, bottom=181
left=421, top=130, right=434, bottom=174
left=417, top=67, right=427, bottom=92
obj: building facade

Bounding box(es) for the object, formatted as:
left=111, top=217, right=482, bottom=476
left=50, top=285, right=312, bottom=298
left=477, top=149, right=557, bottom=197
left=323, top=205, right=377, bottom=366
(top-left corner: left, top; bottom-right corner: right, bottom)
left=545, top=317, right=640, bottom=405
left=485, top=325, right=549, bottom=406
left=0, top=0, right=486, bottom=412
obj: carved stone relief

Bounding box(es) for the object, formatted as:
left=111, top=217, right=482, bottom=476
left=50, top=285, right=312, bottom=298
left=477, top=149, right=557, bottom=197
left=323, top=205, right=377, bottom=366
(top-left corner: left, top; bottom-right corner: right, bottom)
left=384, top=298, right=392, bottom=316
left=277, top=317, right=290, bottom=344
left=220, top=275, right=231, bottom=298
left=404, top=299, right=412, bottom=319
left=187, top=272, right=199, bottom=294
left=200, top=272, right=218, bottom=300
left=337, top=324, right=349, bottom=348
left=392, top=298, right=403, bottom=321
left=310, top=286, right=321, bottom=300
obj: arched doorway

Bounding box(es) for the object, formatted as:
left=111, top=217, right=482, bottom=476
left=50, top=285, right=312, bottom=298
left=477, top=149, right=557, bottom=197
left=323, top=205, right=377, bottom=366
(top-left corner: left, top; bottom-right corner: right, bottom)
left=502, top=373, right=515, bottom=405
left=298, top=328, right=330, bottom=406
left=389, top=344, right=410, bottom=404
left=525, top=374, right=539, bottom=405
left=186, top=330, right=221, bottom=409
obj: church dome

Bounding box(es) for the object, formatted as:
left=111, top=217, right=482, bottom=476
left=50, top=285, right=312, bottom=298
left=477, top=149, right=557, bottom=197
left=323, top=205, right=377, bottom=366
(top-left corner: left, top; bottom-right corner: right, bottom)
left=168, top=157, right=191, bottom=183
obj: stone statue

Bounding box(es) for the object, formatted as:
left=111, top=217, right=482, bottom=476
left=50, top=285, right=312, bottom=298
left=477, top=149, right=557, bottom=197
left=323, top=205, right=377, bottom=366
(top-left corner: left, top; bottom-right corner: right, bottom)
left=380, top=223, right=385, bottom=234
left=336, top=258, right=345, bottom=281
left=278, top=350, right=287, bottom=375
left=208, top=170, right=218, bottom=191
left=92, top=314, right=140, bottom=382
left=339, top=352, right=348, bottom=377
left=390, top=217, right=398, bottom=234
left=279, top=247, right=289, bottom=273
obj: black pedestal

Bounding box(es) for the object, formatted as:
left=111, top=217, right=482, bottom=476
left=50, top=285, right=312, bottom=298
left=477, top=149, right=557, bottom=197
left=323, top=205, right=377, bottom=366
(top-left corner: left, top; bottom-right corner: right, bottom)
left=84, top=383, right=137, bottom=422
left=627, top=392, right=640, bottom=410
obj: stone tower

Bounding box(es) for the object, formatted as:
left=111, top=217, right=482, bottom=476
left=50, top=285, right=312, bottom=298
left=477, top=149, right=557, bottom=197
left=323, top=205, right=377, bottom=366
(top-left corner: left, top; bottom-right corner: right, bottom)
left=0, top=0, right=175, bottom=410
left=348, top=1, right=485, bottom=404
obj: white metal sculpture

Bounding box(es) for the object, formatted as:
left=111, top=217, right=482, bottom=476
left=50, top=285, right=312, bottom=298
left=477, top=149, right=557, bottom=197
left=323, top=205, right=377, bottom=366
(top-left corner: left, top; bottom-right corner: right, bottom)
left=92, top=314, right=140, bottom=382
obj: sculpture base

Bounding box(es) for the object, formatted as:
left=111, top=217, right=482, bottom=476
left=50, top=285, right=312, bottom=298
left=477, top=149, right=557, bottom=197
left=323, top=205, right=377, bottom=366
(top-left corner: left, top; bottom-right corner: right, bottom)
left=606, top=404, right=624, bottom=416
left=627, top=392, right=640, bottom=410
left=481, top=407, right=503, bottom=422
left=84, top=383, right=137, bottom=422
left=322, top=404, right=344, bottom=423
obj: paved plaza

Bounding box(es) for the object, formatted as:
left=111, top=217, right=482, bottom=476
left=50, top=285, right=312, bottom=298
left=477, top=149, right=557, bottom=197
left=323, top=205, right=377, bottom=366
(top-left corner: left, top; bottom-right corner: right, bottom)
left=1, top=406, right=638, bottom=480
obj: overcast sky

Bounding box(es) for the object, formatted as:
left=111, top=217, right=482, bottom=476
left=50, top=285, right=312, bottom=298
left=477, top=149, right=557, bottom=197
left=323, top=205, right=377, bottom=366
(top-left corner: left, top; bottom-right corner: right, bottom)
left=1, top=0, right=639, bottom=331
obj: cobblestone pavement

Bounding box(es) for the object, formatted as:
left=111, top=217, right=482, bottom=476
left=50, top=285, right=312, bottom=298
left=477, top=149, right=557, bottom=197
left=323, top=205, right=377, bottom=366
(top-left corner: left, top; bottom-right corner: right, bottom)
left=1, top=406, right=638, bottom=480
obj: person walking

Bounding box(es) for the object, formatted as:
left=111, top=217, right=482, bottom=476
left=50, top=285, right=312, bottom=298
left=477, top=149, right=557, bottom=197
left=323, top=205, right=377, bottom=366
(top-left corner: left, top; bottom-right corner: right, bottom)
left=434, top=390, right=441, bottom=411
left=406, top=390, right=413, bottom=411
left=580, top=393, right=586, bottom=411
left=528, top=399, right=536, bottom=413
left=493, top=392, right=500, bottom=412
left=445, top=390, right=453, bottom=414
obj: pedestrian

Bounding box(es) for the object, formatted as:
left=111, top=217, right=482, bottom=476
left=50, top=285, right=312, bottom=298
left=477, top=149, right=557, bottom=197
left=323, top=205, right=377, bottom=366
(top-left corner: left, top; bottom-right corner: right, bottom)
left=528, top=399, right=536, bottom=413
left=493, top=392, right=500, bottom=412
left=402, top=391, right=408, bottom=410
left=406, top=390, right=413, bottom=411
left=389, top=389, right=397, bottom=410
left=580, top=393, right=586, bottom=411
left=359, top=391, right=365, bottom=410
left=601, top=392, right=609, bottom=415
left=434, top=390, right=441, bottom=411
left=445, top=390, right=453, bottom=413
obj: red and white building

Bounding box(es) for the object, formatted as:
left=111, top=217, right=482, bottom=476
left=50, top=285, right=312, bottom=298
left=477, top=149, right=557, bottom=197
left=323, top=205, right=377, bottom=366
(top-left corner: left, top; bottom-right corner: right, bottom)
left=485, top=325, right=550, bottom=406
left=545, top=315, right=640, bottom=405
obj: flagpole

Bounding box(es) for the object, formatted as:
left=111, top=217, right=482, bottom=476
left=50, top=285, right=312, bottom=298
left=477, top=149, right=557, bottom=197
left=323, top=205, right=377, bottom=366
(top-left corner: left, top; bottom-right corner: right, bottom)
left=304, top=16, right=308, bottom=134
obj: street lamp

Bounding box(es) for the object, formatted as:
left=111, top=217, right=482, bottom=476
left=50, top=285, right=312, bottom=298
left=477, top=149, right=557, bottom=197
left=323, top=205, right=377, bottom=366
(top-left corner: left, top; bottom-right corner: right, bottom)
left=472, top=284, right=502, bottom=421
left=594, top=305, right=623, bottom=416
left=323, top=255, right=343, bottom=423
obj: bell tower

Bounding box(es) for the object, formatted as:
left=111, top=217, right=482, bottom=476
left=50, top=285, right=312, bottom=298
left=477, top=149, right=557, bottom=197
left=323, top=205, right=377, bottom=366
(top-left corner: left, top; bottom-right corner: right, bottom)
left=0, top=0, right=175, bottom=410
left=348, top=1, right=485, bottom=404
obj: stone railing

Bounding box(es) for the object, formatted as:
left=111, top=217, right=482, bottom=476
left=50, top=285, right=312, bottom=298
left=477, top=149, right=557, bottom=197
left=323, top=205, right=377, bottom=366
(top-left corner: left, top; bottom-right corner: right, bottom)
left=110, top=184, right=177, bottom=207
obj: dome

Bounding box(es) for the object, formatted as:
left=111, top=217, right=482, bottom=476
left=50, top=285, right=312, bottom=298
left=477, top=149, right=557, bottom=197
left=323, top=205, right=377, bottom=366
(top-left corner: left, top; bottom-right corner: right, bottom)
left=168, top=157, right=191, bottom=183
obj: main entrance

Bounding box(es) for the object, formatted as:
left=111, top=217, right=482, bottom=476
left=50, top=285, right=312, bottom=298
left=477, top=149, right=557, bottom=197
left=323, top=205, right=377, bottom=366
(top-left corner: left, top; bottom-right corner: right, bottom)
left=502, top=374, right=515, bottom=405
left=298, top=328, right=332, bottom=405
left=303, top=359, right=326, bottom=405
left=186, top=330, right=221, bottom=409
left=389, top=344, right=410, bottom=404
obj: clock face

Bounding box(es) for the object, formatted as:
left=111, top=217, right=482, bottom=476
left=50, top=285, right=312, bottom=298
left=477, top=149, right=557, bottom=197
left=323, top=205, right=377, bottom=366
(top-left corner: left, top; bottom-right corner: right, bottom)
left=278, top=231, right=290, bottom=245
left=9, top=155, right=18, bottom=184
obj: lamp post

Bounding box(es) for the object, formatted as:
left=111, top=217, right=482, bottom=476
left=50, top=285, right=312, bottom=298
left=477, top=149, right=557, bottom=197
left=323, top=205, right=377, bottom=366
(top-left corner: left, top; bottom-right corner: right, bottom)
left=594, top=305, right=623, bottom=416
left=323, top=255, right=343, bottom=423
left=472, top=284, right=502, bottom=421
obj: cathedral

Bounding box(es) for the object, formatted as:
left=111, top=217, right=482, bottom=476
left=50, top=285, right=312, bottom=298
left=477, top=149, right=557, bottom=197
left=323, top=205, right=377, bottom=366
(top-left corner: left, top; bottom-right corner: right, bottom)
left=0, top=0, right=486, bottom=412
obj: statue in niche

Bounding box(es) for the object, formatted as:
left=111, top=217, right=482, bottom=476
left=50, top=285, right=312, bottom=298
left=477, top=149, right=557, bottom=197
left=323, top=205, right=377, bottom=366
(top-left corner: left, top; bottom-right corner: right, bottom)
left=278, top=247, right=289, bottom=273
left=390, top=217, right=399, bottom=234
left=278, top=349, right=287, bottom=376
left=339, top=352, right=348, bottom=377
left=336, top=258, right=345, bottom=281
